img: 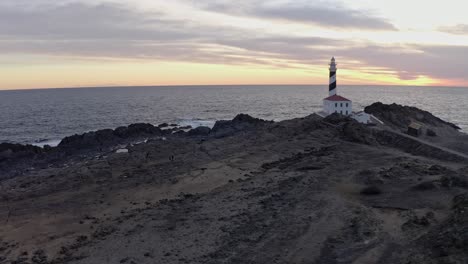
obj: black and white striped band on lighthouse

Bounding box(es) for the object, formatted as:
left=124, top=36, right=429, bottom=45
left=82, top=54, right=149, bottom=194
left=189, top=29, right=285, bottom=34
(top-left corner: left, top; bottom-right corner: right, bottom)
left=329, top=57, right=337, bottom=96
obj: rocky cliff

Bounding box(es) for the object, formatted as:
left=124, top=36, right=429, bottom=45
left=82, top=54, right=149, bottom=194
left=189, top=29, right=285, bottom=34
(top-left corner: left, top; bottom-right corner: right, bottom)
left=0, top=103, right=467, bottom=264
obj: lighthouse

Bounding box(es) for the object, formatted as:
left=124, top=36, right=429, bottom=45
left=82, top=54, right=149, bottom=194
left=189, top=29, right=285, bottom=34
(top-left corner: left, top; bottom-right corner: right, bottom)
left=318, top=57, right=376, bottom=124
left=329, top=57, right=337, bottom=96
left=322, top=57, right=353, bottom=116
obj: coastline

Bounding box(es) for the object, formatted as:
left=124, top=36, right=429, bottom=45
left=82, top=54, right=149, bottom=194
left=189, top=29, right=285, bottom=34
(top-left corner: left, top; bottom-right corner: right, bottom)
left=1, top=102, right=468, bottom=263
left=2, top=85, right=468, bottom=147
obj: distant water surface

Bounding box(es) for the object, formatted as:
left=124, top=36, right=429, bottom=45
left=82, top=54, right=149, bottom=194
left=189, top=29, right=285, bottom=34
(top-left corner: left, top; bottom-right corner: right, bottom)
left=0, top=85, right=467, bottom=146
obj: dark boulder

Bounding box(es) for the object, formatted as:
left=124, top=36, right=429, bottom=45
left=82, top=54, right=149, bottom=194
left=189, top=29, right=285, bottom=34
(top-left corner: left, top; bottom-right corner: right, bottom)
left=0, top=143, right=44, bottom=162
left=59, top=124, right=162, bottom=150
left=341, top=122, right=376, bottom=145
left=113, top=126, right=128, bottom=137
left=126, top=123, right=162, bottom=136
left=424, top=194, right=468, bottom=259
left=453, top=193, right=468, bottom=212
left=426, top=129, right=437, bottom=137
left=401, top=215, right=431, bottom=231
left=232, top=113, right=267, bottom=124
left=211, top=114, right=273, bottom=138
left=188, top=126, right=211, bottom=136
left=322, top=114, right=377, bottom=145
left=429, top=164, right=447, bottom=173
left=59, top=129, right=115, bottom=149
left=0, top=143, right=48, bottom=180
left=322, top=114, right=378, bottom=144
left=412, top=181, right=438, bottom=191
left=360, top=185, right=382, bottom=195
left=0, top=143, right=43, bottom=154
left=172, top=130, right=186, bottom=136
left=323, top=113, right=353, bottom=125
left=114, top=123, right=163, bottom=138
left=440, top=175, right=468, bottom=189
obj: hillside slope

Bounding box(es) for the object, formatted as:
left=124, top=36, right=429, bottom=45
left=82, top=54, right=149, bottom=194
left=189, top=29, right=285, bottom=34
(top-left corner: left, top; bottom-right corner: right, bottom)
left=1, top=104, right=468, bottom=264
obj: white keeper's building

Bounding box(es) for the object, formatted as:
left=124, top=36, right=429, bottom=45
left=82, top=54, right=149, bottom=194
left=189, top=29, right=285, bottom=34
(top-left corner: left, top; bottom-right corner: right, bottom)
left=323, top=95, right=352, bottom=116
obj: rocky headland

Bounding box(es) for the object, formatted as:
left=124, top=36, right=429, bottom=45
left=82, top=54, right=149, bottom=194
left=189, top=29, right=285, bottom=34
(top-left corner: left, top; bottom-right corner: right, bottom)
left=1, top=102, right=468, bottom=264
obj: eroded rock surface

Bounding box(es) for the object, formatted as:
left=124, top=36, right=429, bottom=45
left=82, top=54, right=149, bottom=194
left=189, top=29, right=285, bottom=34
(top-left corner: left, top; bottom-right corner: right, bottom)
left=1, top=105, right=468, bottom=264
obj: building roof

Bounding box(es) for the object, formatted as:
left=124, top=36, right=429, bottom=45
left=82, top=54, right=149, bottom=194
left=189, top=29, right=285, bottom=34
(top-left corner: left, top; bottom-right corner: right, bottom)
left=408, top=122, right=423, bottom=130
left=323, top=94, right=351, bottom=102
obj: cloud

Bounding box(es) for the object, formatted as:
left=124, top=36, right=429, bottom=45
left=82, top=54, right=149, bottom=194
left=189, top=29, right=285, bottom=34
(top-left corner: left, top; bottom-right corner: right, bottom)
left=340, top=44, right=468, bottom=81
left=253, top=6, right=396, bottom=31
left=0, top=0, right=467, bottom=84
left=439, top=24, right=468, bottom=35
left=215, top=35, right=468, bottom=82
left=0, top=2, right=236, bottom=62
left=215, top=36, right=343, bottom=64
left=192, top=1, right=397, bottom=31
left=0, top=1, right=346, bottom=67
left=0, top=2, right=193, bottom=41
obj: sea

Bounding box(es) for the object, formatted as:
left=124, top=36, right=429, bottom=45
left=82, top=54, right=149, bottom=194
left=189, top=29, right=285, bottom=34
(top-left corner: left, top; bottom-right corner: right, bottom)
left=1, top=85, right=467, bottom=147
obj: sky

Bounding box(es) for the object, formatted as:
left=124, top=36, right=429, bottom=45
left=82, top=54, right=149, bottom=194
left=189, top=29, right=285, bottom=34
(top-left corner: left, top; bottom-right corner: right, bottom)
left=1, top=0, right=468, bottom=90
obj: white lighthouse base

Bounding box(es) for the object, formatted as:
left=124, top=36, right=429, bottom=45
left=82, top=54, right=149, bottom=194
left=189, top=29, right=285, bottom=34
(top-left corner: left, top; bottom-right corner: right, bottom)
left=316, top=110, right=384, bottom=125
left=351, top=111, right=371, bottom=124
left=350, top=112, right=385, bottom=125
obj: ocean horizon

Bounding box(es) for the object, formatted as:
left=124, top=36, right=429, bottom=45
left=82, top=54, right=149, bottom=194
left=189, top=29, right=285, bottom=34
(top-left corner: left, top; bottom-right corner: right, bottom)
left=3, top=84, right=468, bottom=92
left=1, top=84, right=467, bottom=146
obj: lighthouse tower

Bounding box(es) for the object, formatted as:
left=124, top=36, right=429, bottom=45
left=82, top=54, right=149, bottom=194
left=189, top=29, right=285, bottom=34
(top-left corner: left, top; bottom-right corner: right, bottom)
left=329, top=57, right=337, bottom=96
left=322, top=57, right=352, bottom=116
left=318, top=57, right=375, bottom=124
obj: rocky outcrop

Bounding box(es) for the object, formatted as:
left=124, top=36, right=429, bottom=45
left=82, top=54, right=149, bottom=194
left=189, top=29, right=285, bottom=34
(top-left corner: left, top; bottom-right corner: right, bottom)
left=0, top=143, right=44, bottom=162
left=211, top=114, right=273, bottom=138
left=187, top=126, right=211, bottom=136
left=323, top=113, right=353, bottom=125
left=115, top=123, right=163, bottom=138
left=341, top=122, right=378, bottom=145
left=322, top=114, right=378, bottom=145
left=2, top=103, right=468, bottom=264
left=59, top=123, right=163, bottom=150
left=398, top=194, right=468, bottom=263
left=323, top=113, right=467, bottom=162
left=0, top=143, right=49, bottom=180
left=365, top=102, right=460, bottom=130
left=374, top=129, right=466, bottom=162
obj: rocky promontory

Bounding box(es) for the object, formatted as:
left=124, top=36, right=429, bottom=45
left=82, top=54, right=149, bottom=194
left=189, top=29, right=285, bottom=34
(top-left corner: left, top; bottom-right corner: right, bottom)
left=1, top=102, right=468, bottom=264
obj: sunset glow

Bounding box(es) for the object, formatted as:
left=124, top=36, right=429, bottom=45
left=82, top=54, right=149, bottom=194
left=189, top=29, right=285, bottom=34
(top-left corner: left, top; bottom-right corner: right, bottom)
left=1, top=0, right=468, bottom=89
